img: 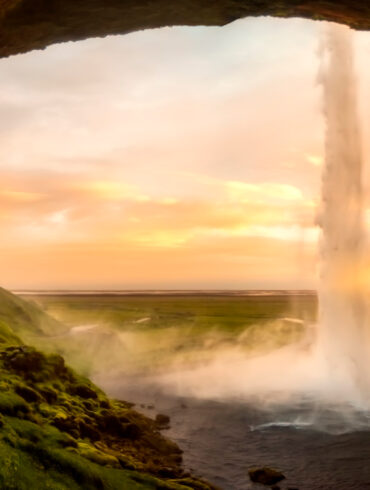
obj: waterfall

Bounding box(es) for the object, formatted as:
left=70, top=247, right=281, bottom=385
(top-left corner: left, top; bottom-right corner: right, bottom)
left=318, top=22, right=369, bottom=403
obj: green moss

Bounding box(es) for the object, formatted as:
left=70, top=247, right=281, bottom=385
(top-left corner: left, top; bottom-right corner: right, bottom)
left=0, top=287, right=215, bottom=488
left=0, top=438, right=81, bottom=490
left=0, top=345, right=215, bottom=489
left=0, top=391, right=30, bottom=416
left=76, top=441, right=120, bottom=467
left=0, top=320, right=22, bottom=345
left=0, top=404, right=203, bottom=489
left=14, top=383, right=43, bottom=403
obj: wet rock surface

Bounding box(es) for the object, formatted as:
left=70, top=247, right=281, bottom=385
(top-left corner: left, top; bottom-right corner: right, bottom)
left=0, top=0, right=369, bottom=58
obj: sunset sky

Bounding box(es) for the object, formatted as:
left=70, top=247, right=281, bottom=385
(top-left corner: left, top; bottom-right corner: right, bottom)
left=0, top=17, right=369, bottom=290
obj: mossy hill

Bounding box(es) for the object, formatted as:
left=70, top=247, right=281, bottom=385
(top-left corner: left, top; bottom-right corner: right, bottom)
left=0, top=288, right=215, bottom=490
left=0, top=287, right=66, bottom=338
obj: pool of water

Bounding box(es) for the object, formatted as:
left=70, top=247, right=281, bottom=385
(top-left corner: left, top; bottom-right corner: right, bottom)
left=100, top=376, right=370, bottom=490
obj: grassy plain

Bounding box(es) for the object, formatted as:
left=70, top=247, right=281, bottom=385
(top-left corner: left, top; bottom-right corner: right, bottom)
left=24, top=292, right=318, bottom=376
left=27, top=293, right=316, bottom=331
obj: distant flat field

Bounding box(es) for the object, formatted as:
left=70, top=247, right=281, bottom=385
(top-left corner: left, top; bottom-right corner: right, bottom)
left=20, top=292, right=318, bottom=375
left=21, top=291, right=317, bottom=333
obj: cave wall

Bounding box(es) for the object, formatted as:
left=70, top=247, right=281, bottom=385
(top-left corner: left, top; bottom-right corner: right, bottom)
left=0, top=0, right=369, bottom=58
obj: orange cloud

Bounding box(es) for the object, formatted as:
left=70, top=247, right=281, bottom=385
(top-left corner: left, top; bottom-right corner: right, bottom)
left=0, top=190, right=46, bottom=202
left=0, top=18, right=368, bottom=289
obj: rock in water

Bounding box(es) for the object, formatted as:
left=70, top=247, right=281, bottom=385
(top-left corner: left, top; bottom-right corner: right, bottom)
left=248, top=466, right=285, bottom=485
left=155, top=413, right=171, bottom=429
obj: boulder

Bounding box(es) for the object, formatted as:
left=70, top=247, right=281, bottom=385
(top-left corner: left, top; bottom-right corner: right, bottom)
left=248, top=467, right=285, bottom=486
left=121, top=422, right=142, bottom=440
left=1, top=346, right=43, bottom=376
left=38, top=386, right=58, bottom=404
left=69, top=383, right=98, bottom=400
left=155, top=413, right=170, bottom=429
left=14, top=384, right=43, bottom=403
left=79, top=420, right=101, bottom=441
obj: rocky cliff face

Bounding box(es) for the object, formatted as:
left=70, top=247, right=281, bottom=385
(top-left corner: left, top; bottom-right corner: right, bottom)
left=0, top=0, right=369, bottom=58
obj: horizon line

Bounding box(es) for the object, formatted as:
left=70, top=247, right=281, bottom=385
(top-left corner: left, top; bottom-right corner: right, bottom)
left=12, top=288, right=317, bottom=295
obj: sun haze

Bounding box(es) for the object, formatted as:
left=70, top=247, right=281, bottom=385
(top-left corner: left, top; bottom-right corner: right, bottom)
left=0, top=17, right=369, bottom=290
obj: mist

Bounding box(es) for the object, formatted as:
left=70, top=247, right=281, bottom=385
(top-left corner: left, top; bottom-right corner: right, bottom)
left=75, top=23, right=370, bottom=435
left=14, top=21, right=370, bottom=443
left=150, top=23, right=370, bottom=426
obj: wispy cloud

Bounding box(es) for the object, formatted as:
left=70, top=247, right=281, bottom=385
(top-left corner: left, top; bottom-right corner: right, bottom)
left=0, top=17, right=369, bottom=288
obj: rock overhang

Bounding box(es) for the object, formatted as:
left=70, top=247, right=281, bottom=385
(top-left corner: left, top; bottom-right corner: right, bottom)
left=0, top=0, right=369, bottom=58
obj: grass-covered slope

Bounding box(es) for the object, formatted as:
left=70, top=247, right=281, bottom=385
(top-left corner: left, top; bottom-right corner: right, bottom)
left=0, top=290, right=215, bottom=489
left=0, top=287, right=66, bottom=338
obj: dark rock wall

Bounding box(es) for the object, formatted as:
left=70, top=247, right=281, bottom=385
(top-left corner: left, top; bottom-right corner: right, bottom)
left=0, top=0, right=369, bottom=58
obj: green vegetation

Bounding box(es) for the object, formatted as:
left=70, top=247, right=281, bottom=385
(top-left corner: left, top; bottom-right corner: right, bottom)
left=0, top=288, right=215, bottom=489
left=0, top=287, right=318, bottom=488
left=29, top=293, right=317, bottom=334
left=0, top=287, right=66, bottom=339
left=28, top=293, right=317, bottom=375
